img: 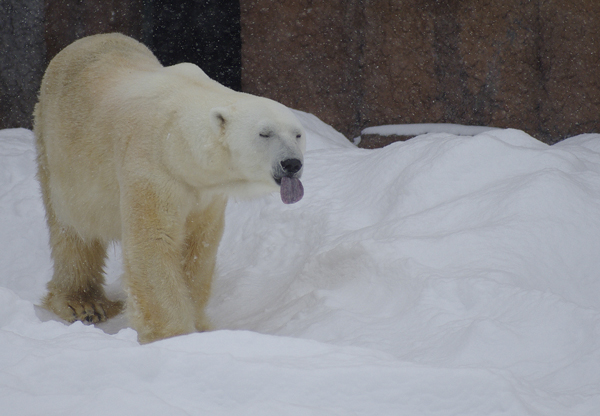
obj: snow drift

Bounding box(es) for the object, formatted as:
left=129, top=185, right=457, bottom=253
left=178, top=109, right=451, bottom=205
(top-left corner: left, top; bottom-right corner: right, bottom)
left=1, top=111, right=600, bottom=415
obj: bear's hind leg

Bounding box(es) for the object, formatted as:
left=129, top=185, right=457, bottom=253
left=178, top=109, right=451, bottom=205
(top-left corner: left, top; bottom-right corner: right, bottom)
left=182, top=197, right=227, bottom=332
left=43, top=223, right=123, bottom=324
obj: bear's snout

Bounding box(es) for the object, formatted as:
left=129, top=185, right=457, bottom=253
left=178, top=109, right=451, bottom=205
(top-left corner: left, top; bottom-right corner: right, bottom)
left=280, top=158, right=302, bottom=175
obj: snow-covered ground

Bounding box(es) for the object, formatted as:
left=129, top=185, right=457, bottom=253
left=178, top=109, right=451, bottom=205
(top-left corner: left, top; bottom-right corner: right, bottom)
left=2, top=111, right=600, bottom=415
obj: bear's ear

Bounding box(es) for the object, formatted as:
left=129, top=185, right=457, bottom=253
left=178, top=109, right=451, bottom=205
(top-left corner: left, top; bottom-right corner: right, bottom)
left=209, top=107, right=230, bottom=135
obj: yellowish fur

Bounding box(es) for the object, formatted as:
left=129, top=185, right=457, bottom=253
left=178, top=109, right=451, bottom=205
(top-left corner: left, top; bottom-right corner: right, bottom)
left=34, top=33, right=305, bottom=343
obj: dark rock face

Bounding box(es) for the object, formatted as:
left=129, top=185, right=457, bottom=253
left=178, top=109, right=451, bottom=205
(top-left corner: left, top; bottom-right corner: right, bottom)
left=2, top=0, right=599, bottom=142
left=0, top=0, right=144, bottom=130
left=1, top=0, right=243, bottom=130
left=44, top=0, right=241, bottom=91
left=358, top=134, right=413, bottom=150
left=361, top=2, right=438, bottom=132
left=0, top=0, right=45, bottom=129
left=44, top=0, right=144, bottom=62
left=148, top=0, right=241, bottom=91
left=240, top=0, right=364, bottom=139
left=539, top=0, right=600, bottom=143
left=241, top=0, right=600, bottom=144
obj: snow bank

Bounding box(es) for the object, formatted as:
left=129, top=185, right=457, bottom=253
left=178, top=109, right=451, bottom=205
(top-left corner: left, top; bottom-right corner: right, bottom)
left=2, top=115, right=600, bottom=415
left=361, top=122, right=500, bottom=137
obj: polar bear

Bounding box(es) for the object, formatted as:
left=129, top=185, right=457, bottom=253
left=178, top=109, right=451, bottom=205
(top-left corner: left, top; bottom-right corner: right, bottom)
left=34, top=33, right=306, bottom=343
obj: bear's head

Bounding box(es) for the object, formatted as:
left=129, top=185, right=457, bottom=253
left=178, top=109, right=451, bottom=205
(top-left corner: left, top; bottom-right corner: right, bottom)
left=209, top=97, right=306, bottom=204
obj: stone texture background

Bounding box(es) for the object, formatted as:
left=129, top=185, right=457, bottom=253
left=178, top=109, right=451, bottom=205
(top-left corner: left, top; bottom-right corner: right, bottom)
left=240, top=1, right=364, bottom=140
left=2, top=1, right=599, bottom=145
left=241, top=0, right=600, bottom=144
left=43, top=0, right=144, bottom=63
left=540, top=0, right=600, bottom=141
left=1, top=0, right=143, bottom=130
left=1, top=0, right=46, bottom=130
left=0, top=0, right=239, bottom=129
left=147, top=0, right=241, bottom=90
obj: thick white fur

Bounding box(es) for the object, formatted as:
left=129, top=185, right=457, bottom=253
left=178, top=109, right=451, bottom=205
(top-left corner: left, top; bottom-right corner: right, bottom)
left=34, top=33, right=305, bottom=343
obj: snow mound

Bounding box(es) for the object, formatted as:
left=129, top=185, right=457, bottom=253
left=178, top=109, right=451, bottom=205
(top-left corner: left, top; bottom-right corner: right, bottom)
left=2, top=114, right=600, bottom=415
left=362, top=122, right=500, bottom=137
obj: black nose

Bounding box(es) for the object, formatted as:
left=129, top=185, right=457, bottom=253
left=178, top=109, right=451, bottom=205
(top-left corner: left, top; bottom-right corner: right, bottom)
left=280, top=158, right=302, bottom=175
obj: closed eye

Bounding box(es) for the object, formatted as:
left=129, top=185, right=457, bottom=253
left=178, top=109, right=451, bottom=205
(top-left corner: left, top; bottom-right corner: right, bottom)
left=260, top=132, right=272, bottom=138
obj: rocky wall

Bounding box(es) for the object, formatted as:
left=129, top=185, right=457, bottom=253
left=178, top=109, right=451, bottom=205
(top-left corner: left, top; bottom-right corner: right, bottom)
left=240, top=0, right=600, bottom=144
left=44, top=0, right=144, bottom=62
left=539, top=0, right=600, bottom=143
left=0, top=0, right=45, bottom=129
left=240, top=0, right=364, bottom=139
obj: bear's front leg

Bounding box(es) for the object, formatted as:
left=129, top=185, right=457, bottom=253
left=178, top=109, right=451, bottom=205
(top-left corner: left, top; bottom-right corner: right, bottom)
left=121, top=180, right=196, bottom=343
left=182, top=196, right=227, bottom=332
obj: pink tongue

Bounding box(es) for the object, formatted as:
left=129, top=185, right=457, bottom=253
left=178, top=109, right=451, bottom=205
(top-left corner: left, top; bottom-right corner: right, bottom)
left=280, top=177, right=304, bottom=204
